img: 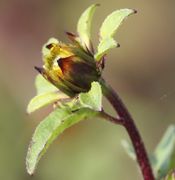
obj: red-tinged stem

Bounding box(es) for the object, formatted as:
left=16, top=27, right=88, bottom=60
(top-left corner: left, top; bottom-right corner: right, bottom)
left=100, top=78, right=155, bottom=180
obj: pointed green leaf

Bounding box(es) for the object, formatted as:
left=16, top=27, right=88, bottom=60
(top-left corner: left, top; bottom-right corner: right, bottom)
left=79, top=82, right=102, bottom=111
left=27, top=92, right=67, bottom=114
left=153, top=125, right=175, bottom=179
left=100, top=8, right=136, bottom=40
left=95, top=37, right=119, bottom=61
left=35, top=75, right=58, bottom=95
left=77, top=4, right=99, bottom=50
left=26, top=107, right=99, bottom=175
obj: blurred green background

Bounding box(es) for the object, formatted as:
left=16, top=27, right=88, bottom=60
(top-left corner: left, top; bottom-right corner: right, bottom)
left=0, top=0, right=175, bottom=179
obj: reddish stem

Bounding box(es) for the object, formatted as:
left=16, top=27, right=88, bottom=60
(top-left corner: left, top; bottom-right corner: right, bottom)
left=100, top=78, right=155, bottom=180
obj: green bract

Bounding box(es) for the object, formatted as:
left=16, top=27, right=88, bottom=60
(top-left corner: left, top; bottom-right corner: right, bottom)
left=77, top=4, right=99, bottom=51
left=26, top=4, right=136, bottom=175
left=99, top=9, right=136, bottom=39
left=95, top=37, right=119, bottom=61
left=95, top=8, right=136, bottom=61
left=79, top=81, right=102, bottom=111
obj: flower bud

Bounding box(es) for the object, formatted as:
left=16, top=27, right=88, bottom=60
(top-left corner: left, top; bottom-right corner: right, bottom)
left=35, top=38, right=101, bottom=97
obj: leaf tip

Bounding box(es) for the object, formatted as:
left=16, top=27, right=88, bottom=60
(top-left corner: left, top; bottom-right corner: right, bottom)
left=26, top=161, right=34, bottom=176
left=127, top=8, right=137, bottom=15
left=27, top=169, right=35, bottom=176
left=133, top=9, right=137, bottom=14
left=95, top=3, right=100, bottom=7
left=34, top=66, right=44, bottom=74
left=26, top=110, right=30, bottom=115
left=26, top=105, right=32, bottom=114
left=89, top=3, right=100, bottom=8
left=26, top=140, right=37, bottom=176
left=125, top=8, right=137, bottom=15
left=117, top=43, right=120, bottom=48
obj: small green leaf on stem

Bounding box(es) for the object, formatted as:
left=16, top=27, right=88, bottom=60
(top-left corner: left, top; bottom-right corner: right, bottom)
left=99, top=8, right=136, bottom=40
left=77, top=4, right=99, bottom=50
left=79, top=81, right=102, bottom=111
left=95, top=9, right=136, bottom=61
left=26, top=107, right=99, bottom=175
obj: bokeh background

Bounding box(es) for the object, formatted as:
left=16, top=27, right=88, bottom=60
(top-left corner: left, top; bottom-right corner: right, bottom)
left=0, top=0, right=175, bottom=180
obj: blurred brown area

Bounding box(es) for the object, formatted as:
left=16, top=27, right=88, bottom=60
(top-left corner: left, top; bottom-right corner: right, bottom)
left=0, top=0, right=175, bottom=180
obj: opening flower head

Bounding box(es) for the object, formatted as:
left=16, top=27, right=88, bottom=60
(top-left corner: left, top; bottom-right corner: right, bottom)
left=35, top=4, right=136, bottom=97
left=35, top=35, right=101, bottom=97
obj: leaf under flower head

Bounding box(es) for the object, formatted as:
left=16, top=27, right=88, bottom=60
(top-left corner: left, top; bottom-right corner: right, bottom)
left=99, top=8, right=136, bottom=40
left=95, top=8, right=136, bottom=61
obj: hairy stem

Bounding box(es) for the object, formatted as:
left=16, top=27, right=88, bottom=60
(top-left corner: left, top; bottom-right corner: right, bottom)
left=100, top=78, right=155, bottom=180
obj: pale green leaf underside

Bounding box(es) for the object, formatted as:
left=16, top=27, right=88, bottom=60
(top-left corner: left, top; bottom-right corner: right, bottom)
left=27, top=92, right=67, bottom=114
left=26, top=107, right=99, bottom=175
left=77, top=4, right=99, bottom=49
left=79, top=81, right=102, bottom=111
left=100, top=8, right=136, bottom=39
left=95, top=37, right=119, bottom=61
left=153, top=125, right=175, bottom=179
left=35, top=75, right=58, bottom=95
